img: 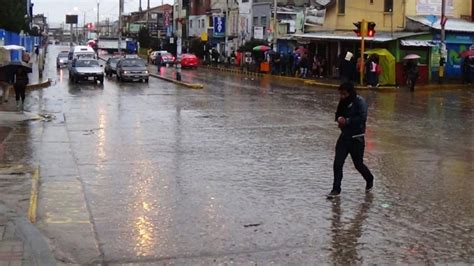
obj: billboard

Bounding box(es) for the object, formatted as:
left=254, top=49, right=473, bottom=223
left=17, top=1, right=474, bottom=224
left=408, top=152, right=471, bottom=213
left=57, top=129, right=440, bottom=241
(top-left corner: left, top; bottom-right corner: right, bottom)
left=416, top=0, right=454, bottom=16
left=65, top=15, right=78, bottom=24
left=213, top=16, right=225, bottom=37
left=254, top=26, right=264, bottom=40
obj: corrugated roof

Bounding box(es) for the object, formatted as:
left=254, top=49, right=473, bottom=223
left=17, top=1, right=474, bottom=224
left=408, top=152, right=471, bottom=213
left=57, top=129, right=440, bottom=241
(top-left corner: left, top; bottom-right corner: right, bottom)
left=400, top=40, right=436, bottom=47
left=292, top=31, right=426, bottom=42
left=407, top=16, right=474, bottom=33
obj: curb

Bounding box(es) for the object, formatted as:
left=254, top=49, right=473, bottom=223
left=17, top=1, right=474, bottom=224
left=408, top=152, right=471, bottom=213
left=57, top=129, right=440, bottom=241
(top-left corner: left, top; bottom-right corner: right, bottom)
left=26, top=80, right=52, bottom=91
left=0, top=204, right=57, bottom=266
left=304, top=80, right=398, bottom=92
left=150, top=73, right=204, bottom=89
left=203, top=66, right=264, bottom=78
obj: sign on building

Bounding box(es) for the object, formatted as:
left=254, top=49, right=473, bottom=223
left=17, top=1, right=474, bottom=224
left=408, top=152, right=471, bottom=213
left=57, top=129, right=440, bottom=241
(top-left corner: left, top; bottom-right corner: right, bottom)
left=305, top=7, right=326, bottom=27
left=416, top=0, right=454, bottom=16
left=254, top=26, right=264, bottom=40
left=129, top=24, right=141, bottom=33
left=213, top=16, right=225, bottom=37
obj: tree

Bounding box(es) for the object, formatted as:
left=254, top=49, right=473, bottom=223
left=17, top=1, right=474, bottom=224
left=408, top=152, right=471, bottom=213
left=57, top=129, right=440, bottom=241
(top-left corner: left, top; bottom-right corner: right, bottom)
left=137, top=27, right=151, bottom=49
left=0, top=0, right=29, bottom=33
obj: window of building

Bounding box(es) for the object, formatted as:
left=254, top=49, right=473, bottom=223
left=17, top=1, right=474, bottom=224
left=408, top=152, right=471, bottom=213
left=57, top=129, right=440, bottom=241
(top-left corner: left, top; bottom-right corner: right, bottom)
left=338, top=0, right=345, bottom=14
left=253, top=16, right=258, bottom=26
left=190, top=20, right=193, bottom=29
left=209, top=17, right=213, bottom=27
left=384, top=0, right=393, bottom=12
left=261, top=16, right=267, bottom=26
left=202, top=19, right=205, bottom=28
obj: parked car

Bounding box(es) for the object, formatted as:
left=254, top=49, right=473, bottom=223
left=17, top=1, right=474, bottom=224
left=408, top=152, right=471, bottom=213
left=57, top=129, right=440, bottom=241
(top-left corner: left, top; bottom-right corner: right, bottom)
left=105, top=57, right=121, bottom=77
left=68, top=58, right=104, bottom=84
left=180, top=53, right=199, bottom=68
left=160, top=52, right=176, bottom=66
left=116, top=57, right=149, bottom=83
left=56, top=51, right=69, bottom=68
left=149, top=50, right=166, bottom=64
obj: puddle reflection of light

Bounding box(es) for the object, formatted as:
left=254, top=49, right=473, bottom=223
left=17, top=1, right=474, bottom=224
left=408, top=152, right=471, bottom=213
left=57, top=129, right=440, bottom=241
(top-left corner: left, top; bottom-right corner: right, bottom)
left=96, top=110, right=107, bottom=169
left=59, top=69, right=64, bottom=82
left=134, top=215, right=155, bottom=255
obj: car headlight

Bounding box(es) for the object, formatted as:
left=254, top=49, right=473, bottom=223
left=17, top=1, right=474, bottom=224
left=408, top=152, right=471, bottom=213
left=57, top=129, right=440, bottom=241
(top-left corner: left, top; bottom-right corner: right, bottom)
left=144, top=71, right=149, bottom=74
left=123, top=71, right=129, bottom=74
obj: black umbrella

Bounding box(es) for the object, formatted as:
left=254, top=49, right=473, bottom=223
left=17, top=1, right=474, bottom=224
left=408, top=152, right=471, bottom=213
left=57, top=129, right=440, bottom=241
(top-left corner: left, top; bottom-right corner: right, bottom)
left=0, top=61, right=33, bottom=74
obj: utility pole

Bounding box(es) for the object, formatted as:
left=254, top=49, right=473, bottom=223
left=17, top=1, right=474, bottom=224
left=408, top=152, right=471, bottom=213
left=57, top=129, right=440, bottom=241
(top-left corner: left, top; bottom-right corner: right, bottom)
left=118, top=0, right=123, bottom=53
left=439, top=0, right=446, bottom=84
left=359, top=19, right=367, bottom=86
left=147, top=0, right=150, bottom=30
left=273, top=0, right=277, bottom=51
left=224, top=0, right=229, bottom=57
left=176, top=0, right=182, bottom=81
left=139, top=0, right=142, bottom=12
left=97, top=0, right=100, bottom=38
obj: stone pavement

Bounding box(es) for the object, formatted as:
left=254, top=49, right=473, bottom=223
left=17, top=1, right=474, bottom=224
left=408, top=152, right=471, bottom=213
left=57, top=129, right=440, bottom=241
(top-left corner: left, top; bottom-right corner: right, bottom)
left=0, top=49, right=56, bottom=266
left=0, top=204, right=55, bottom=266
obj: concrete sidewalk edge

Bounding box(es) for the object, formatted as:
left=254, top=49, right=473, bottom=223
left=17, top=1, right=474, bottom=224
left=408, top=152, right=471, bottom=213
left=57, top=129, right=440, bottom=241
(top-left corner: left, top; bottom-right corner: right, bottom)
left=202, top=65, right=473, bottom=92
left=0, top=203, right=57, bottom=266
left=150, top=73, right=204, bottom=89
left=26, top=80, right=52, bottom=91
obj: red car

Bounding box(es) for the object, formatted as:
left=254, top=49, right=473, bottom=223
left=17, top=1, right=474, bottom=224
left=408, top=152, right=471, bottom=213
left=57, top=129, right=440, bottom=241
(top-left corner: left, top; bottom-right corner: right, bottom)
left=180, top=53, right=199, bottom=68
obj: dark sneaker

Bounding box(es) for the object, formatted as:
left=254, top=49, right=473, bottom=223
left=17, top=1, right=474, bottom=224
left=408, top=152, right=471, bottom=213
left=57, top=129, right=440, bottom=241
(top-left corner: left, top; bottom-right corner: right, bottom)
left=326, top=190, right=340, bottom=199
left=365, top=180, right=373, bottom=192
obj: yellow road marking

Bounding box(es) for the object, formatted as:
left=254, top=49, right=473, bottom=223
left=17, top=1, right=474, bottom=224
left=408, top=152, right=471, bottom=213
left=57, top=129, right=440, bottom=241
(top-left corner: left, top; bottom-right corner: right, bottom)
left=28, top=167, right=40, bottom=223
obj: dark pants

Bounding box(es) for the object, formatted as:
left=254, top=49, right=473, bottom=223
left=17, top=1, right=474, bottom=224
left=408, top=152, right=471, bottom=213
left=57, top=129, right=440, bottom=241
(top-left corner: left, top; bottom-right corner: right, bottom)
left=14, top=84, right=26, bottom=103
left=332, top=136, right=374, bottom=193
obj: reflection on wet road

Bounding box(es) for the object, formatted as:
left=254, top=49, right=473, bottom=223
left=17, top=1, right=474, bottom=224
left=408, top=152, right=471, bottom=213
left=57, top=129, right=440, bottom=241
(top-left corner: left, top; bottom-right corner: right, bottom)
left=27, top=46, right=474, bottom=264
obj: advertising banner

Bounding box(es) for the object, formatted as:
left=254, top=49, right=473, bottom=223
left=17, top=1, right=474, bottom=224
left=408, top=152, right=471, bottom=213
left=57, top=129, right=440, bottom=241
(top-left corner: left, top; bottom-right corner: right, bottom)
left=213, top=16, right=225, bottom=37
left=416, top=0, right=454, bottom=16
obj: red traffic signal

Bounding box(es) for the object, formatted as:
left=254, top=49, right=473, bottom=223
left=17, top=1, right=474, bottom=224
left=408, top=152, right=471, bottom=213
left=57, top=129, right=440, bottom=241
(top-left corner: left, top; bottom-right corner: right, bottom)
left=353, top=22, right=361, bottom=37
left=367, top=22, right=376, bottom=37
left=86, top=23, right=95, bottom=31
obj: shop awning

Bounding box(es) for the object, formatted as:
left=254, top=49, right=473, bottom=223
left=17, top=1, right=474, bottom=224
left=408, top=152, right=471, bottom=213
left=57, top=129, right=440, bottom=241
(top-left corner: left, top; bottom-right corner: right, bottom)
left=400, top=40, right=436, bottom=47
left=292, top=31, right=426, bottom=42
left=407, top=16, right=474, bottom=33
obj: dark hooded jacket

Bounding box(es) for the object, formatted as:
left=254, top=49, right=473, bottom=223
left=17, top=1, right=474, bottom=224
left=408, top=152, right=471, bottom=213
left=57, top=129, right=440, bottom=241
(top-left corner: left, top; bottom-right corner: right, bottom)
left=335, top=93, right=368, bottom=139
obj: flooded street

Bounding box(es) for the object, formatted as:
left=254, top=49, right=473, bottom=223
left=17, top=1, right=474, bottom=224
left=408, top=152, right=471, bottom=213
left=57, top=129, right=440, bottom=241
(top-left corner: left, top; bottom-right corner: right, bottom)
left=11, top=46, right=474, bottom=264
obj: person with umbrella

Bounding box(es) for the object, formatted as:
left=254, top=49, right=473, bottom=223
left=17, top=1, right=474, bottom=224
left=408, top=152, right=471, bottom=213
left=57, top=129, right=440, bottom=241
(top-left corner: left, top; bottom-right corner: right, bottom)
left=403, top=54, right=421, bottom=91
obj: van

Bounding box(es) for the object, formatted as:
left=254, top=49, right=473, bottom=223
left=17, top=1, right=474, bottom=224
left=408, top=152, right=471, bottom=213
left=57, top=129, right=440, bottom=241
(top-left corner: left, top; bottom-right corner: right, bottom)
left=68, top=46, right=96, bottom=61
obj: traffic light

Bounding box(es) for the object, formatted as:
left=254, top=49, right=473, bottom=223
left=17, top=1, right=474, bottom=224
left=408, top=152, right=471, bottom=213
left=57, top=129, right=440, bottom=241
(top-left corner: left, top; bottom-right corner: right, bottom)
left=367, top=22, right=376, bottom=37
left=353, top=22, right=361, bottom=37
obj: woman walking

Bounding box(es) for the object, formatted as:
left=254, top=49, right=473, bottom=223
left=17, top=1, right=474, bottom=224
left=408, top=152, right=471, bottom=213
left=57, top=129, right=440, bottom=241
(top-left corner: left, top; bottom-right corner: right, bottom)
left=14, top=67, right=29, bottom=111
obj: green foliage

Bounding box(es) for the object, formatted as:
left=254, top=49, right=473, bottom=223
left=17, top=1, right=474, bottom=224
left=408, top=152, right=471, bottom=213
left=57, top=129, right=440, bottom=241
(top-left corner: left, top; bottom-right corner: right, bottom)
left=138, top=27, right=151, bottom=48
left=0, top=0, right=29, bottom=33
left=150, top=38, right=161, bottom=51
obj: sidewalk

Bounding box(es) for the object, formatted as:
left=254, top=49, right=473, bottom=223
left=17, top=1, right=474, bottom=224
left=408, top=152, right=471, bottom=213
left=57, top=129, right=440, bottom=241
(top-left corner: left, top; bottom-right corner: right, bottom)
left=201, top=64, right=474, bottom=91
left=0, top=204, right=56, bottom=266
left=0, top=51, right=56, bottom=265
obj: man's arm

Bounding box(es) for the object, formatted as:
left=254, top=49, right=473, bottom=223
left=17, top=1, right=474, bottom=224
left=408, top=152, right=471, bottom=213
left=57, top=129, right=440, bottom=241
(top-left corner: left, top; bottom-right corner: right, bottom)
left=345, top=98, right=368, bottom=128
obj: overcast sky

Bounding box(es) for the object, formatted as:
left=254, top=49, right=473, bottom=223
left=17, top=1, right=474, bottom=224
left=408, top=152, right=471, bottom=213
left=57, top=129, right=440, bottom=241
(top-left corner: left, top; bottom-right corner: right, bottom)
left=35, top=0, right=174, bottom=25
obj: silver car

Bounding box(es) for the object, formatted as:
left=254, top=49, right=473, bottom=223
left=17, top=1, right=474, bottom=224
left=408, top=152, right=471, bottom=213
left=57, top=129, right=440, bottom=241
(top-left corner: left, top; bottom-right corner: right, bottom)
left=116, top=58, right=149, bottom=83
left=56, top=51, right=69, bottom=68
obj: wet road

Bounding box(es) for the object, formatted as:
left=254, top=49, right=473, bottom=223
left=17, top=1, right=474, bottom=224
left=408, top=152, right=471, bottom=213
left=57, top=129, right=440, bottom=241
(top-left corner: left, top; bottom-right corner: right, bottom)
left=24, top=46, right=474, bottom=264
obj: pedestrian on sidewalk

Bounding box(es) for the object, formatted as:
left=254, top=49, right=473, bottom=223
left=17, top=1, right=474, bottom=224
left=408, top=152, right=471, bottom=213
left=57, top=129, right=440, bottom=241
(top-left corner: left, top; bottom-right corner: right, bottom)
left=34, top=46, right=39, bottom=61
left=156, top=53, right=163, bottom=74
left=0, top=68, right=14, bottom=103
left=14, top=67, right=29, bottom=111
left=327, top=82, right=374, bottom=199
left=405, top=59, right=419, bottom=91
